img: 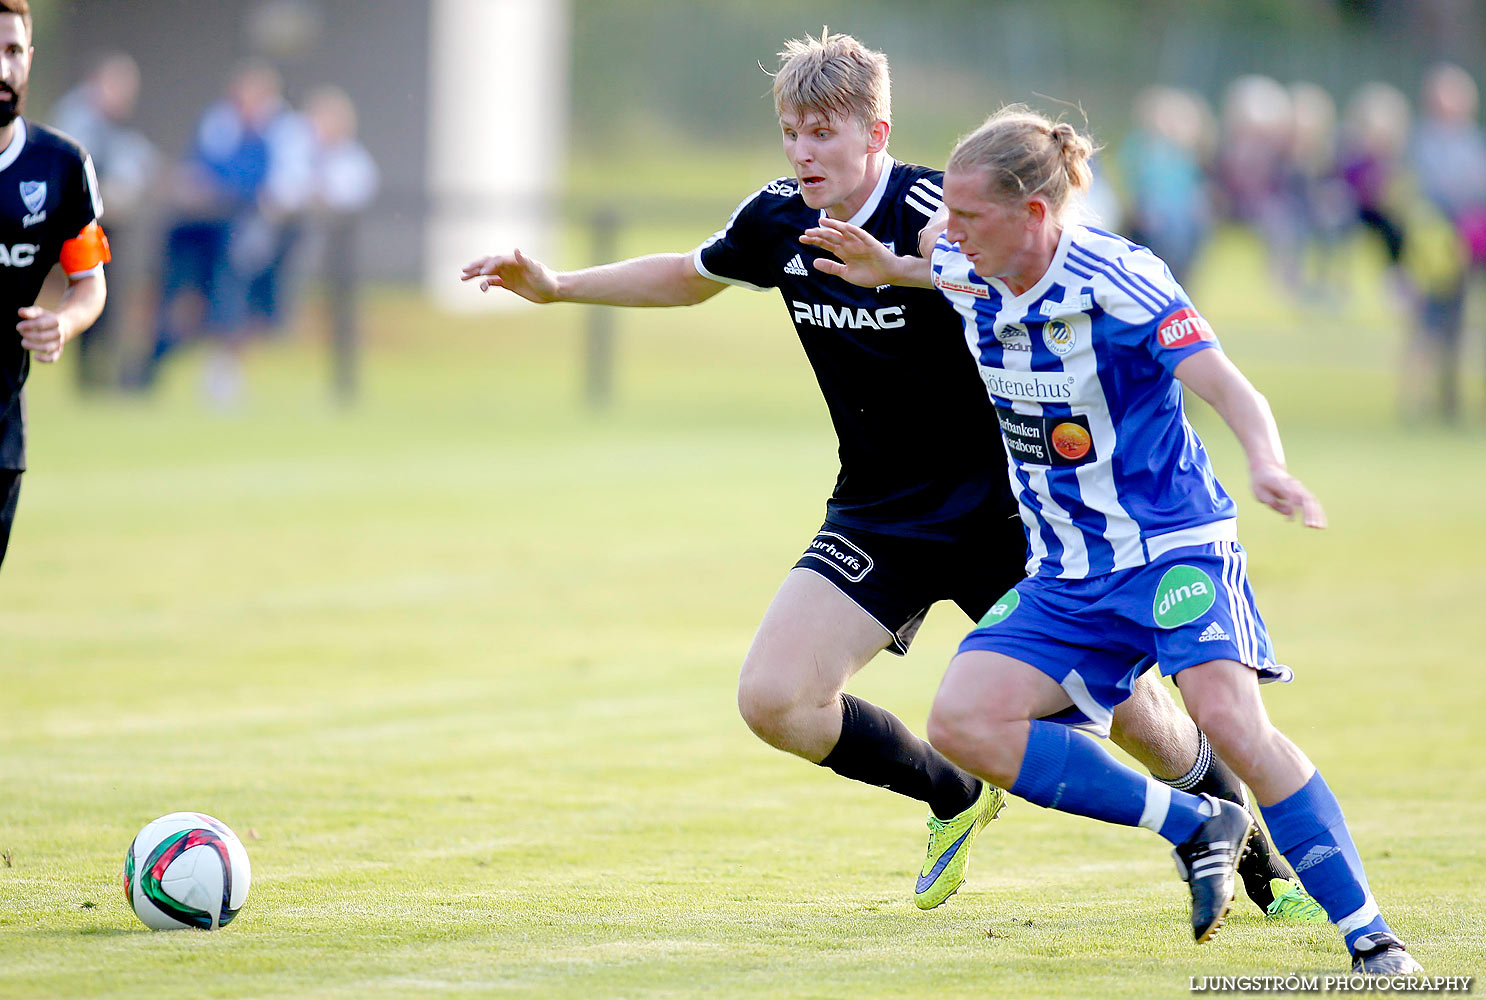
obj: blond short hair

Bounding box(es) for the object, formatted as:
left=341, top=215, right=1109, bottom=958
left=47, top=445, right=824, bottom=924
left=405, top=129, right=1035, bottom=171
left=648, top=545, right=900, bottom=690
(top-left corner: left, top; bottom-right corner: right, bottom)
left=771, top=29, right=890, bottom=131
left=948, top=105, right=1096, bottom=223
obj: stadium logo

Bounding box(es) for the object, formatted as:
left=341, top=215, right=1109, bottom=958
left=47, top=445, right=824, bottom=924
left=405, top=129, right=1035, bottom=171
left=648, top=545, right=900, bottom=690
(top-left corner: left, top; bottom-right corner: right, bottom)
left=802, top=531, right=873, bottom=583
left=1042, top=320, right=1076, bottom=356
left=933, top=273, right=989, bottom=299
left=977, top=588, right=1020, bottom=627
left=790, top=301, right=905, bottom=330
left=19, top=180, right=46, bottom=227
left=1156, top=308, right=1214, bottom=350
left=0, top=243, right=39, bottom=267
left=993, top=324, right=1030, bottom=352
left=1152, top=565, right=1216, bottom=628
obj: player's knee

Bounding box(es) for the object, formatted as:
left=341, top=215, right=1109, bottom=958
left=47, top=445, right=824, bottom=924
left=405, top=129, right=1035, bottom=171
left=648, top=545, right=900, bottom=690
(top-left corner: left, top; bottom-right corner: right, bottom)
left=736, top=663, right=823, bottom=748
left=1186, top=701, right=1269, bottom=778
left=925, top=685, right=984, bottom=766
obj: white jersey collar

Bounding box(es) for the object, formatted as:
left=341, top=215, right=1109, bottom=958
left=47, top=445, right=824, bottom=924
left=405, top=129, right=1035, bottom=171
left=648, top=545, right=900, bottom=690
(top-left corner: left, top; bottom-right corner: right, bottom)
left=0, top=118, right=27, bottom=174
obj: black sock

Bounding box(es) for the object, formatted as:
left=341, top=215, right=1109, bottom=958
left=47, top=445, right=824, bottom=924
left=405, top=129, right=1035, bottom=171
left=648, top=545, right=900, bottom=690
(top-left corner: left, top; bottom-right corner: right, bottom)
left=1161, top=730, right=1294, bottom=909
left=818, top=693, right=981, bottom=819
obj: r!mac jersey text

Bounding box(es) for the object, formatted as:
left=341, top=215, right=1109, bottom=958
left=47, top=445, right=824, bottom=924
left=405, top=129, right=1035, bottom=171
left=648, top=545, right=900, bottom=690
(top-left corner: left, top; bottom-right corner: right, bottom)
left=695, top=161, right=1013, bottom=538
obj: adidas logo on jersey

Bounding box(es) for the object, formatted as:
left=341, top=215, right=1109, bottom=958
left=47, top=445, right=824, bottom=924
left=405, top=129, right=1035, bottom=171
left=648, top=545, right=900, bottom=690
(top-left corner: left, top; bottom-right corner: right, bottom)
left=1197, top=622, right=1230, bottom=642
left=783, top=254, right=810, bottom=277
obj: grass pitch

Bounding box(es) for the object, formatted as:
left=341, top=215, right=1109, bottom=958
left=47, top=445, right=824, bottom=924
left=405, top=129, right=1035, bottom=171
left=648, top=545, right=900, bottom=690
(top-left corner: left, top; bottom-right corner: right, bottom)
left=0, top=229, right=1482, bottom=998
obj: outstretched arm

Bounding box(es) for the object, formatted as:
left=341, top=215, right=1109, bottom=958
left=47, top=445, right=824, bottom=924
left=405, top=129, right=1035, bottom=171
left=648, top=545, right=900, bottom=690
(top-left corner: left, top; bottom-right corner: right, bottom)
left=799, top=217, right=934, bottom=289
left=460, top=249, right=725, bottom=307
left=1174, top=348, right=1326, bottom=528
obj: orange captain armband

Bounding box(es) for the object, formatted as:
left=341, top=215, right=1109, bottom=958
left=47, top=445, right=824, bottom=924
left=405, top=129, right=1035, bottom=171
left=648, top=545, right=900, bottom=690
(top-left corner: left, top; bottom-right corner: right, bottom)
left=59, top=220, right=112, bottom=276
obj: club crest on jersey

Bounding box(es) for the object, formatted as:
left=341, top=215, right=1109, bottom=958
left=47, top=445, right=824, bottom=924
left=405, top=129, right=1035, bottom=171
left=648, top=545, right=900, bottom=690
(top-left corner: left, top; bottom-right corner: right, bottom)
left=19, top=180, right=46, bottom=227
left=1042, top=319, right=1076, bottom=356
left=1156, top=307, right=1214, bottom=350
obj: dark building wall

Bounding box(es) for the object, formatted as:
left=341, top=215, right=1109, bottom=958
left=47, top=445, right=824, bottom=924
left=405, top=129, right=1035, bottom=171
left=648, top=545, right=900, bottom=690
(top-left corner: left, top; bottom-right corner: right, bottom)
left=53, top=0, right=430, bottom=281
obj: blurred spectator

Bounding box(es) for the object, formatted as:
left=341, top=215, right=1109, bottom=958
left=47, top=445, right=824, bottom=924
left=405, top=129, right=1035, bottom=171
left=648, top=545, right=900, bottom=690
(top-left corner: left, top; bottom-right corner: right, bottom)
left=49, top=51, right=157, bottom=391
left=1216, top=75, right=1307, bottom=290
left=1341, top=81, right=1469, bottom=421
left=1118, top=86, right=1212, bottom=284
left=301, top=85, right=378, bottom=403
left=129, top=60, right=283, bottom=403
left=1412, top=63, right=1486, bottom=266
left=1409, top=64, right=1486, bottom=421
left=1286, top=82, right=1353, bottom=300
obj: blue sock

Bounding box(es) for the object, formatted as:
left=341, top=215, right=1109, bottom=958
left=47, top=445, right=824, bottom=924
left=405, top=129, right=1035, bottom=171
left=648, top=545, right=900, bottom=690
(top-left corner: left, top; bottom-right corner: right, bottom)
left=1260, top=770, right=1389, bottom=951
left=1010, top=720, right=1210, bottom=845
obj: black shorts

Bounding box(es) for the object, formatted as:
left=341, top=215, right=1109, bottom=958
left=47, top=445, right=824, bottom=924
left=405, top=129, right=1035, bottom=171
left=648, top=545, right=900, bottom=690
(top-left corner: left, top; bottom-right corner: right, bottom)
left=792, top=516, right=1029, bottom=655
left=0, top=470, right=20, bottom=571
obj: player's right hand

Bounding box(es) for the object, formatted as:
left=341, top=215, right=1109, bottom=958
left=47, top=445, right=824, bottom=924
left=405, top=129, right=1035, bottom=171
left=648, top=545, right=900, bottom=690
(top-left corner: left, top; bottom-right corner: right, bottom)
left=460, top=249, right=561, bottom=303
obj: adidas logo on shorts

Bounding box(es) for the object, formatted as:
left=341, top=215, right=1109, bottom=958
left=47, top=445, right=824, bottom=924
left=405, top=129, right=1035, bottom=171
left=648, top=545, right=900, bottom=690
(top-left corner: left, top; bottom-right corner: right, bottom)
left=783, top=254, right=809, bottom=276
left=1197, top=622, right=1230, bottom=642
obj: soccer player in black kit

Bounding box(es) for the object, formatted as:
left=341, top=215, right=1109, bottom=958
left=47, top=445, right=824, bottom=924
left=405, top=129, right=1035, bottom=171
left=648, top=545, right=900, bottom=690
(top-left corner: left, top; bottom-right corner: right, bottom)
left=0, top=0, right=110, bottom=571
left=462, top=30, right=1318, bottom=921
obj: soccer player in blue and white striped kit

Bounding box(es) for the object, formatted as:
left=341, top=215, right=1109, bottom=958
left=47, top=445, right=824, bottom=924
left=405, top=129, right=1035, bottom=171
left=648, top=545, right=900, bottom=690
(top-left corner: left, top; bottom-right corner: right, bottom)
left=803, top=105, right=1421, bottom=973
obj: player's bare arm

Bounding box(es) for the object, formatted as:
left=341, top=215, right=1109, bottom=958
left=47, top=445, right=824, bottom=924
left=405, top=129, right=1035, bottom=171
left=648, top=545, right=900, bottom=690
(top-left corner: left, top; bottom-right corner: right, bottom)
left=799, top=217, right=933, bottom=289
left=461, top=249, right=724, bottom=307
left=17, top=271, right=105, bottom=364
left=919, top=206, right=948, bottom=259
left=1174, top=347, right=1326, bottom=529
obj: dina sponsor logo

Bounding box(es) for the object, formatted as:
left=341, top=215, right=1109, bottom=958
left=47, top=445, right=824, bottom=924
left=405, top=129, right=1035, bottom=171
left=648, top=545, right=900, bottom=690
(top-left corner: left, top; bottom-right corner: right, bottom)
left=1152, top=564, right=1217, bottom=628
left=791, top=300, right=906, bottom=330
left=802, top=531, right=874, bottom=583
left=1156, top=307, right=1214, bottom=349
left=977, top=588, right=1020, bottom=626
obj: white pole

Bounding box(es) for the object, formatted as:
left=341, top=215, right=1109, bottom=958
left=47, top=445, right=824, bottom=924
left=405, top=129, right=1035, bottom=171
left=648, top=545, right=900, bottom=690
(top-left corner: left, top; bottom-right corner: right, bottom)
left=424, top=0, right=569, bottom=311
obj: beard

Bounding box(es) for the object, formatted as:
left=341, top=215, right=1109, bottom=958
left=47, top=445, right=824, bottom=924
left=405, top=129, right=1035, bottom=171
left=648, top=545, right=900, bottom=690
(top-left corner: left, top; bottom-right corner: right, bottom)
left=0, top=81, right=24, bottom=127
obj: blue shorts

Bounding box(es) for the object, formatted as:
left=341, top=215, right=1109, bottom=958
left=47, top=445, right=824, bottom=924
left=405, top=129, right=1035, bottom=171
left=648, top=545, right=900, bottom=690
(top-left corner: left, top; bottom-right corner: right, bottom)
left=957, top=541, right=1291, bottom=737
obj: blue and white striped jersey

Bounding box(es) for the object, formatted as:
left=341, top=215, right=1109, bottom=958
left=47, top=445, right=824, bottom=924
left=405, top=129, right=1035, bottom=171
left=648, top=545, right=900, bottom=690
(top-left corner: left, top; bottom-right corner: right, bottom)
left=930, top=224, right=1236, bottom=579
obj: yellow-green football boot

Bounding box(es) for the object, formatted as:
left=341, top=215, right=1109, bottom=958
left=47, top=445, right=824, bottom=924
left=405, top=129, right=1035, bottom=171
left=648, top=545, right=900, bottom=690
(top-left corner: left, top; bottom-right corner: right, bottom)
left=1265, top=878, right=1328, bottom=923
left=914, top=782, right=1006, bottom=909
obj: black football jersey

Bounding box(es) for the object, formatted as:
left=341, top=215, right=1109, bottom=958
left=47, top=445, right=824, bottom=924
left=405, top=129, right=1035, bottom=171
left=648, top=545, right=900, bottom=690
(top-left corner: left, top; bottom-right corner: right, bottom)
left=695, top=160, right=1016, bottom=539
left=0, top=119, right=104, bottom=469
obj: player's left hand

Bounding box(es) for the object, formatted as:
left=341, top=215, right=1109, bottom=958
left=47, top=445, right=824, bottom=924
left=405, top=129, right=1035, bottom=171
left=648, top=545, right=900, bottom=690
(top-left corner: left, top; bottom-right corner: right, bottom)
left=17, top=306, right=69, bottom=364
left=800, top=217, right=910, bottom=288
left=1251, top=463, right=1326, bottom=529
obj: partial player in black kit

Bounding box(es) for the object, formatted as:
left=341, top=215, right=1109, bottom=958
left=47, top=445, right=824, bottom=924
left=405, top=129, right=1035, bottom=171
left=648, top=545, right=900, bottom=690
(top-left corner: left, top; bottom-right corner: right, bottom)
left=461, top=30, right=1315, bottom=920
left=0, top=0, right=110, bottom=570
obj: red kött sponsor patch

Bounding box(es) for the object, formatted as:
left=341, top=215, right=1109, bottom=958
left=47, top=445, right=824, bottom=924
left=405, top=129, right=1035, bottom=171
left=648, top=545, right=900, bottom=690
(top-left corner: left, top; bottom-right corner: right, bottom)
left=1156, top=307, right=1214, bottom=349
